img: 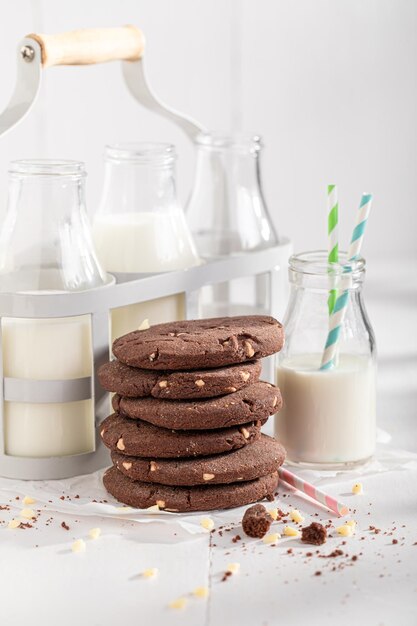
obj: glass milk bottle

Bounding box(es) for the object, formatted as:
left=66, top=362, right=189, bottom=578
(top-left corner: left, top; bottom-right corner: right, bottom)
left=0, top=160, right=110, bottom=458
left=93, top=143, right=200, bottom=340
left=275, top=251, right=377, bottom=469
left=186, top=132, right=279, bottom=317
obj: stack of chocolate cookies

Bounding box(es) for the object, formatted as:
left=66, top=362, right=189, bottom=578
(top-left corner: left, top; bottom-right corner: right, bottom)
left=99, top=316, right=286, bottom=513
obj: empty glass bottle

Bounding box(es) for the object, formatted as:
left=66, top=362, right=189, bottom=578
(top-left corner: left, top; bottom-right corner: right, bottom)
left=186, top=132, right=279, bottom=316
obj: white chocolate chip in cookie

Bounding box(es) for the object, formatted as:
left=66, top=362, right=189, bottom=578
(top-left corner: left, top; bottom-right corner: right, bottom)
left=158, top=380, right=168, bottom=388
left=156, top=500, right=166, bottom=509
left=149, top=352, right=156, bottom=362
left=150, top=461, right=158, bottom=472
left=195, top=379, right=205, bottom=388
left=225, top=386, right=237, bottom=393
left=244, top=341, right=255, bottom=358
left=122, top=462, right=132, bottom=470
left=117, top=438, right=125, bottom=451
left=272, top=396, right=278, bottom=407
left=203, top=473, right=215, bottom=481
left=240, top=371, right=250, bottom=381
left=240, top=427, right=250, bottom=439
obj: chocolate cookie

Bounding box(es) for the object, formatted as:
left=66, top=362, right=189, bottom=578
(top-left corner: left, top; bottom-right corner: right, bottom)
left=103, top=466, right=279, bottom=512
left=100, top=413, right=265, bottom=458
left=113, top=381, right=282, bottom=430
left=113, top=315, right=284, bottom=370
left=98, top=360, right=261, bottom=400
left=111, top=434, right=286, bottom=486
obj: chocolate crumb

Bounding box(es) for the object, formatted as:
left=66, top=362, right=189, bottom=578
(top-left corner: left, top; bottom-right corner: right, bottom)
left=61, top=521, right=70, bottom=530
left=232, top=535, right=241, bottom=543
left=301, top=522, right=327, bottom=546
left=59, top=496, right=65, bottom=501
left=19, top=522, right=32, bottom=529
left=314, top=571, right=322, bottom=576
left=320, top=549, right=344, bottom=559
left=352, top=555, right=358, bottom=561
left=287, top=548, right=293, bottom=554
left=392, top=539, right=398, bottom=545
left=242, top=504, right=273, bottom=539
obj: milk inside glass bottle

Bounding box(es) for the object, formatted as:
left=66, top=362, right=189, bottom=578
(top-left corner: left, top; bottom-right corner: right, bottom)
left=186, top=133, right=279, bottom=317
left=0, top=160, right=111, bottom=458
left=275, top=251, right=376, bottom=469
left=93, top=143, right=200, bottom=340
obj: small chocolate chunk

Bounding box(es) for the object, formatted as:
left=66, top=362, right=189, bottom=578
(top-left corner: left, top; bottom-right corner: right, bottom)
left=301, top=522, right=327, bottom=545
left=242, top=504, right=273, bottom=538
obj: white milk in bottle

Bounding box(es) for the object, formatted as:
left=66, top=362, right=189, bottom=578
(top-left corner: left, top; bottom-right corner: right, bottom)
left=94, top=144, right=200, bottom=340
left=276, top=353, right=376, bottom=465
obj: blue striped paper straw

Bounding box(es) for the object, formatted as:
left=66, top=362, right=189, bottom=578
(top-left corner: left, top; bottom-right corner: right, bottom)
left=320, top=193, right=373, bottom=371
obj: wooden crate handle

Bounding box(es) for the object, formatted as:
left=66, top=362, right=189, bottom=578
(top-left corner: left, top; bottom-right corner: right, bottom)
left=26, top=25, right=145, bottom=68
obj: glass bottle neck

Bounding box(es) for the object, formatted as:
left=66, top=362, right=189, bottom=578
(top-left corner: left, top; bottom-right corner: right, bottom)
left=99, top=145, right=179, bottom=216
left=187, top=133, right=278, bottom=257
left=288, top=251, right=366, bottom=292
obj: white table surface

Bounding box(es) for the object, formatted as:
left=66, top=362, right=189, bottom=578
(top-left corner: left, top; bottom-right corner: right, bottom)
left=1, top=263, right=416, bottom=626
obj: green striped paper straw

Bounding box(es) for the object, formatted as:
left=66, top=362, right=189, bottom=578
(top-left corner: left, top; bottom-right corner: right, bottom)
left=320, top=193, right=373, bottom=371
left=327, top=184, right=339, bottom=313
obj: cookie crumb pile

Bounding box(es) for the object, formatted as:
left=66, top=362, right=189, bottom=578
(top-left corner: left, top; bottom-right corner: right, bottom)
left=99, top=315, right=286, bottom=512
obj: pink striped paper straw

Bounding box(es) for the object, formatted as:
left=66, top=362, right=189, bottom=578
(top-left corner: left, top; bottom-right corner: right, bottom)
left=278, top=467, right=349, bottom=517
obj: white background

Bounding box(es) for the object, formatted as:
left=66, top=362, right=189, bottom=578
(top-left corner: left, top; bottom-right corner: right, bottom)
left=0, top=0, right=416, bottom=265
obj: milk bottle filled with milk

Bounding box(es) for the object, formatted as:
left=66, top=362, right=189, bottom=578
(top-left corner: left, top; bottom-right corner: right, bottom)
left=275, top=251, right=376, bottom=469
left=93, top=143, right=200, bottom=340
left=0, top=160, right=111, bottom=458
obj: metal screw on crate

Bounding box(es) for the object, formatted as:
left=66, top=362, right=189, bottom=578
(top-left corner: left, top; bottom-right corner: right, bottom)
left=20, top=45, right=35, bottom=62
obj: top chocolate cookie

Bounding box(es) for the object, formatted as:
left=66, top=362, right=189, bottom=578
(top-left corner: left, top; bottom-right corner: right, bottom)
left=112, top=315, right=284, bottom=371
